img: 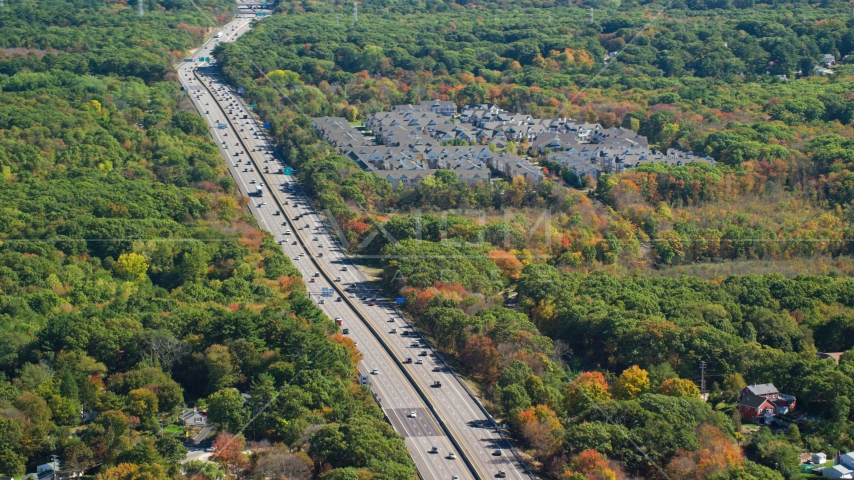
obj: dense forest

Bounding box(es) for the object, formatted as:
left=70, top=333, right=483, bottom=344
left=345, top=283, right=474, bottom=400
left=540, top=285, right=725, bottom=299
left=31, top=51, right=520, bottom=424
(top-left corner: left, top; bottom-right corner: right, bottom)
left=215, top=0, right=854, bottom=477
left=0, top=0, right=415, bottom=479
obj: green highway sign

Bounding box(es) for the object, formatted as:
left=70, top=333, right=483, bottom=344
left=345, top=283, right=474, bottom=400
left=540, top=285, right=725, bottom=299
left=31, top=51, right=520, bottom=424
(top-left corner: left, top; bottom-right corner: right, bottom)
left=283, top=167, right=293, bottom=175
left=205, top=57, right=210, bottom=63
left=199, top=57, right=204, bottom=62
left=249, top=104, right=257, bottom=108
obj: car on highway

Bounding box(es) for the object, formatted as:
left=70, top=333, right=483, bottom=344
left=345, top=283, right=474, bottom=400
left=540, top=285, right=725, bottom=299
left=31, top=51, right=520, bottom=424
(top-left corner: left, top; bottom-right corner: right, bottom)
left=342, top=328, right=349, bottom=334
left=447, top=452, right=456, bottom=460
left=335, top=318, right=342, bottom=325
left=419, top=351, right=428, bottom=356
left=371, top=368, right=379, bottom=375
left=390, top=328, right=397, bottom=333
left=416, top=359, right=423, bottom=364
left=409, top=411, right=417, bottom=418
left=498, top=470, right=506, bottom=478
left=493, top=449, right=502, bottom=456
left=430, top=446, right=439, bottom=454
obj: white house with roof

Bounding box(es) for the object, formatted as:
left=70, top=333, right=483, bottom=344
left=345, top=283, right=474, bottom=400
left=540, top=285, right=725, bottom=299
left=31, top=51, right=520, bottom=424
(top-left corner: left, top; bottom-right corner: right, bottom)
left=824, top=465, right=854, bottom=479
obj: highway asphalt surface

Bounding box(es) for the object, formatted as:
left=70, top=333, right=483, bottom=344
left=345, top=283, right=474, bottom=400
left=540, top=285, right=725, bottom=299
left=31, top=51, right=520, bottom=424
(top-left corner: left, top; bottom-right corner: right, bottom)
left=176, top=15, right=532, bottom=480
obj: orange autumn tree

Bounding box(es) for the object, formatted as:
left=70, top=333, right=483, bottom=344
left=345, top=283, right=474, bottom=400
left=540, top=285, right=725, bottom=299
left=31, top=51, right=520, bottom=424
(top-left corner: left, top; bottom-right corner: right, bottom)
left=488, top=249, right=524, bottom=280
left=329, top=333, right=363, bottom=370
left=211, top=432, right=248, bottom=475
left=460, top=335, right=501, bottom=385
left=566, top=372, right=611, bottom=416
left=517, top=405, right=564, bottom=461
left=665, top=425, right=743, bottom=479
left=563, top=449, right=618, bottom=480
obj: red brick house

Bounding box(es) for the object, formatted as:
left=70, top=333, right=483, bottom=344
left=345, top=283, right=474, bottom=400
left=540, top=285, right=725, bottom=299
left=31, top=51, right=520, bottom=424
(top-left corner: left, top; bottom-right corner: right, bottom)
left=737, top=383, right=796, bottom=424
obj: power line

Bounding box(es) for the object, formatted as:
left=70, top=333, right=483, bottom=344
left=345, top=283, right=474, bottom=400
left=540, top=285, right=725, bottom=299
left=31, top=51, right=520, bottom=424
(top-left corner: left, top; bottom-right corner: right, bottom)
left=353, top=1, right=357, bottom=23
left=138, top=0, right=143, bottom=16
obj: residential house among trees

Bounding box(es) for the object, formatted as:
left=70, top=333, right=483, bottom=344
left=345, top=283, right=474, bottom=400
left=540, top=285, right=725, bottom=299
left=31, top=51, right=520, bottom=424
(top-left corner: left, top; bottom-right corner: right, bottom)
left=823, top=452, right=854, bottom=478
left=737, top=383, right=796, bottom=424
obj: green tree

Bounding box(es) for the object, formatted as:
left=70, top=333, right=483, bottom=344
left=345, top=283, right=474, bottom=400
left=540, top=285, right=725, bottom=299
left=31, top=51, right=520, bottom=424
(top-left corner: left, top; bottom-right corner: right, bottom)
left=207, top=389, right=249, bottom=434
left=183, top=460, right=225, bottom=480
left=204, top=345, right=237, bottom=394
left=0, top=416, right=26, bottom=476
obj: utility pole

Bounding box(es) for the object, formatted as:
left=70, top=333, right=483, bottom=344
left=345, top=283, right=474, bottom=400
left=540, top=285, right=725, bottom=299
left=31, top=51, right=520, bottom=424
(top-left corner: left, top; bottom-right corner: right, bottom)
left=699, top=360, right=707, bottom=398
left=138, top=0, right=143, bottom=16
left=336, top=12, right=339, bottom=24
left=50, top=454, right=59, bottom=480
left=353, top=1, right=357, bottom=23
left=589, top=7, right=594, bottom=23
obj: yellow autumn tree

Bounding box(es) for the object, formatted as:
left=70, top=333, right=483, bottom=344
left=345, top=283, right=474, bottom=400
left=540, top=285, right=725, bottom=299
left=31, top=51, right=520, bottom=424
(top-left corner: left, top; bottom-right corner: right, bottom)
left=612, top=365, right=650, bottom=400
left=659, top=378, right=701, bottom=398
left=99, top=463, right=167, bottom=480
left=115, top=252, right=149, bottom=282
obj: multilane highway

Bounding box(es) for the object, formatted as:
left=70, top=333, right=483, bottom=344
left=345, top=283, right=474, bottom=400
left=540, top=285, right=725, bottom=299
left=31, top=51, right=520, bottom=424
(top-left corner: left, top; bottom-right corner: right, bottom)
left=176, top=15, right=531, bottom=480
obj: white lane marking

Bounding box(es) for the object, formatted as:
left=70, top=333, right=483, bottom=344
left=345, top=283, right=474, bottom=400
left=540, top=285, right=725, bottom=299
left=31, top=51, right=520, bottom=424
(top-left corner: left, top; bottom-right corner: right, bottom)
left=184, top=46, right=475, bottom=480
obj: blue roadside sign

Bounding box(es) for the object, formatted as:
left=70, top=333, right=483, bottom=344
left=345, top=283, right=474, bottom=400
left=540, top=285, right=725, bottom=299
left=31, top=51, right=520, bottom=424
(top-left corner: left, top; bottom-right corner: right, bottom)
left=237, top=87, right=245, bottom=95
left=396, top=298, right=405, bottom=304
left=263, top=123, right=271, bottom=129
